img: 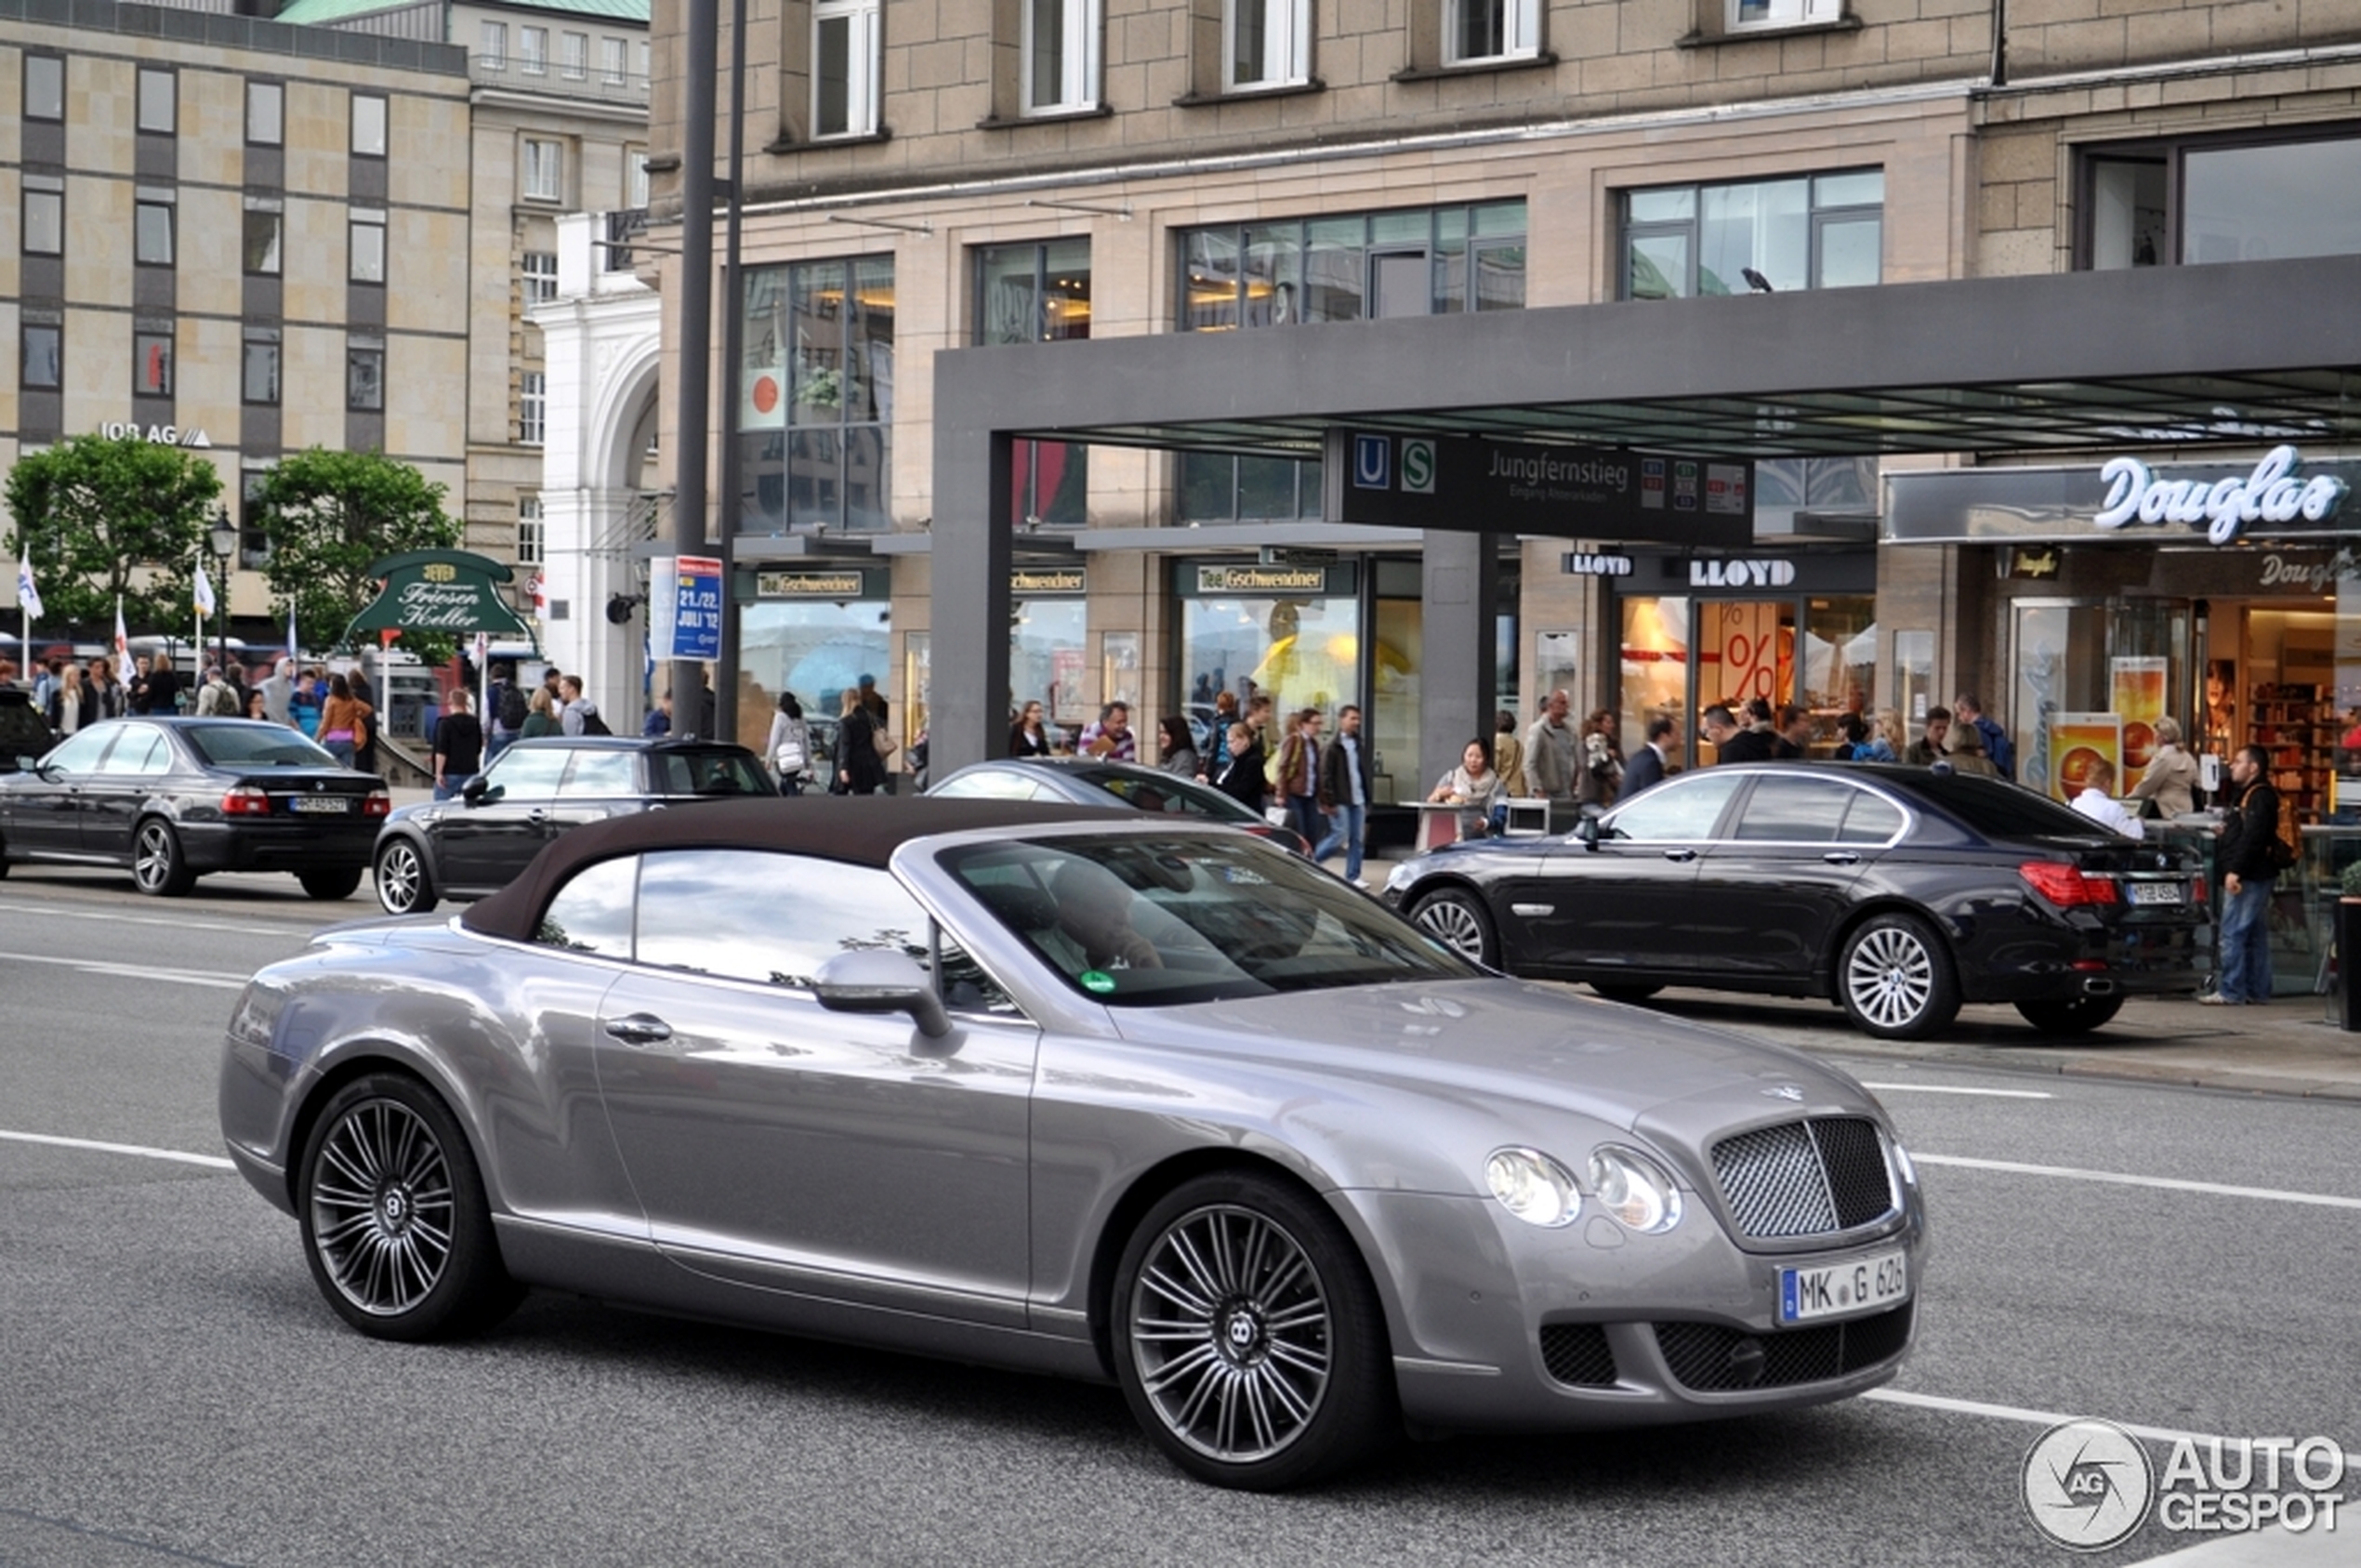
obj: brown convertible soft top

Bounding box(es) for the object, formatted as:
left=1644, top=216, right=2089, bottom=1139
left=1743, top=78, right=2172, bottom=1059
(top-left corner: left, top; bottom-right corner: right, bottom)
left=458, top=796, right=1115, bottom=942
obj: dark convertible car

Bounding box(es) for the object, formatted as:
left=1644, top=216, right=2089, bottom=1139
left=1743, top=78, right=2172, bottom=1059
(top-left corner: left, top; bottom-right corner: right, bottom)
left=1385, top=762, right=2207, bottom=1039
left=0, top=718, right=388, bottom=897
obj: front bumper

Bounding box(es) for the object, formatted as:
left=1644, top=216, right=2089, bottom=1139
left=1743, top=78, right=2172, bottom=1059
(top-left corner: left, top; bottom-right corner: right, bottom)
left=1335, top=1185, right=1928, bottom=1434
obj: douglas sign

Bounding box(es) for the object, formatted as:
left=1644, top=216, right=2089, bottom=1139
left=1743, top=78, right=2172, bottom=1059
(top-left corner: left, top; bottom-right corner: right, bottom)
left=2095, top=445, right=2349, bottom=546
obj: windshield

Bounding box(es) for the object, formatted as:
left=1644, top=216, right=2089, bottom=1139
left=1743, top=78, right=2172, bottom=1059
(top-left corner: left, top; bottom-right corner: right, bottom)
left=184, top=723, right=339, bottom=768
left=941, top=834, right=1477, bottom=1006
left=1088, top=770, right=1262, bottom=824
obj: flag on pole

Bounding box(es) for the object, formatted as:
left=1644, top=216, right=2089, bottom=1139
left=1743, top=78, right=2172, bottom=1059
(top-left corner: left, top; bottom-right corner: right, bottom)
left=114, top=599, right=134, bottom=685
left=285, top=602, right=299, bottom=662
left=15, top=549, right=40, bottom=622
left=193, top=561, right=217, bottom=617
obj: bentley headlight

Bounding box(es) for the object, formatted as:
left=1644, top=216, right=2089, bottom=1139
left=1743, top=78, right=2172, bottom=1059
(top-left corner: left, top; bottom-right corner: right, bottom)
left=1384, top=862, right=1418, bottom=896
left=1892, top=1140, right=1919, bottom=1188
left=1588, top=1145, right=1683, bottom=1234
left=1485, top=1147, right=1582, bottom=1229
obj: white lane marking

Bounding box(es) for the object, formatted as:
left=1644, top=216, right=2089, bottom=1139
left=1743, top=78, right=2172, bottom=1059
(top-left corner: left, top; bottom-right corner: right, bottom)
left=1862, top=1083, right=2055, bottom=1099
left=1866, top=1390, right=2357, bottom=1478
left=1915, top=1153, right=2361, bottom=1212
left=0, top=896, right=319, bottom=937
left=0, top=952, right=248, bottom=990
left=0, top=1129, right=234, bottom=1170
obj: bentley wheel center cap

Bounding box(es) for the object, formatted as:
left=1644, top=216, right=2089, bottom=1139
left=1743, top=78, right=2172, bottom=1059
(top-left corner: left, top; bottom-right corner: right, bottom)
left=377, top=1187, right=410, bottom=1231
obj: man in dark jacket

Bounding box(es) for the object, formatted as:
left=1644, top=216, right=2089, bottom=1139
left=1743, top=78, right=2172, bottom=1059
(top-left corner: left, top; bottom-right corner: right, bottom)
left=1622, top=716, right=1675, bottom=797
left=1712, top=702, right=1776, bottom=763
left=1313, top=704, right=1375, bottom=883
left=2207, top=744, right=2283, bottom=1006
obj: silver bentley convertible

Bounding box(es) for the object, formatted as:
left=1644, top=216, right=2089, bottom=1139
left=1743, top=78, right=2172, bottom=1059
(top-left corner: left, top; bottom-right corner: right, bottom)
left=218, top=798, right=1928, bottom=1489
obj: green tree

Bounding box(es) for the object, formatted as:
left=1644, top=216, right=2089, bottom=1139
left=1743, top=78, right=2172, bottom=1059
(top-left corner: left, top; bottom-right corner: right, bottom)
left=3, top=434, right=220, bottom=632
left=251, top=449, right=464, bottom=656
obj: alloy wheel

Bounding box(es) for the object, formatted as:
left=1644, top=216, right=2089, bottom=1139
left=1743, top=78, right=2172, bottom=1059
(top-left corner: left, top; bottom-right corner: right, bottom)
left=133, top=823, right=179, bottom=894
left=309, top=1098, right=457, bottom=1318
left=376, top=842, right=426, bottom=914
left=1413, top=897, right=1488, bottom=963
left=1845, top=924, right=1934, bottom=1031
left=1128, top=1204, right=1333, bottom=1465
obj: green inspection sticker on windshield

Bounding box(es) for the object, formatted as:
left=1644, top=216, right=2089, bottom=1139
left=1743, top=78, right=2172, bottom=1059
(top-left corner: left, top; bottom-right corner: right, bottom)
left=1080, top=969, right=1117, bottom=995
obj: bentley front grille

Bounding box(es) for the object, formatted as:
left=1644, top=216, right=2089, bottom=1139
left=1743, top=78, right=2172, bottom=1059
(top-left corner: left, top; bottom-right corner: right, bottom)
left=1709, top=1117, right=1897, bottom=1241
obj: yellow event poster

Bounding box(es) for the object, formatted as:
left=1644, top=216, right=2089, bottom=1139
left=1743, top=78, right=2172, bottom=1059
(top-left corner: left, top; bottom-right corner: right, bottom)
left=2110, top=657, right=2169, bottom=791
left=2049, top=714, right=2123, bottom=804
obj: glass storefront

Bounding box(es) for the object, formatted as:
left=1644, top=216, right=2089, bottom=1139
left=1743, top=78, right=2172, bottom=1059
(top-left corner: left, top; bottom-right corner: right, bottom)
left=738, top=574, right=892, bottom=753
left=1612, top=553, right=1878, bottom=764
left=1011, top=596, right=1090, bottom=742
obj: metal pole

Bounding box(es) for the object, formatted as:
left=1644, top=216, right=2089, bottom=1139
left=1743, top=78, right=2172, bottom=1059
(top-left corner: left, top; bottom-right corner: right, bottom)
left=671, top=0, right=719, bottom=734
left=713, top=0, right=746, bottom=748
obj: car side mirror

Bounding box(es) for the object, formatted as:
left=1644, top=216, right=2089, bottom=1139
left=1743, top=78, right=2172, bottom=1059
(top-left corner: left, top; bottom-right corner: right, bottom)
left=461, top=776, right=496, bottom=806
left=811, top=950, right=953, bottom=1039
left=1576, top=814, right=1603, bottom=850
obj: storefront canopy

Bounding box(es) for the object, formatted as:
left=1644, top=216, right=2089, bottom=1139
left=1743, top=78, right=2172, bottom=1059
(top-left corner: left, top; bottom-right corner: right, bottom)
left=346, top=549, right=534, bottom=640
left=926, top=253, right=2361, bottom=775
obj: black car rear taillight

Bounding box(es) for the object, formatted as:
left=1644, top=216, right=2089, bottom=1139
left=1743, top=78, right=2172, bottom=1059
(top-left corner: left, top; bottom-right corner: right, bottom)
left=2020, top=861, right=2117, bottom=907
left=221, top=785, right=271, bottom=816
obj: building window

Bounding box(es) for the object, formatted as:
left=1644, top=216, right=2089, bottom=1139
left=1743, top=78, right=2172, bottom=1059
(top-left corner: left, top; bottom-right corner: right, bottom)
left=520, top=371, right=547, bottom=444
left=1227, top=0, right=1310, bottom=89
left=2086, top=128, right=2361, bottom=270
left=1179, top=201, right=1526, bottom=329
left=627, top=148, right=651, bottom=208
left=521, top=26, right=548, bottom=73
left=135, top=194, right=176, bottom=267
left=348, top=342, right=385, bottom=411
left=517, top=496, right=545, bottom=565
left=24, top=55, right=65, bottom=121
left=1621, top=169, right=1882, bottom=298
left=1022, top=0, right=1100, bottom=113
left=481, top=20, right=508, bottom=69
left=522, top=138, right=564, bottom=202
left=522, top=250, right=560, bottom=305
left=1729, top=0, right=1842, bottom=30
left=602, top=36, right=629, bottom=85
left=1444, top=0, right=1538, bottom=63
left=976, top=239, right=1092, bottom=524
left=244, top=203, right=283, bottom=274
left=22, top=323, right=63, bottom=390
left=638, top=39, right=651, bottom=80
left=23, top=185, right=63, bottom=256
left=138, top=68, right=176, bottom=134
left=561, top=31, right=588, bottom=78
left=246, top=81, right=284, bottom=145
left=1177, top=453, right=1324, bottom=522
left=736, top=256, right=894, bottom=532
left=135, top=332, right=175, bottom=398
left=351, top=94, right=388, bottom=156
left=814, top=0, right=881, bottom=138
left=350, top=211, right=387, bottom=283
left=244, top=333, right=281, bottom=405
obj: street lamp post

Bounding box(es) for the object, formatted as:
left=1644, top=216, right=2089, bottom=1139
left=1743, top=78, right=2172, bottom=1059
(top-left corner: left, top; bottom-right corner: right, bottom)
left=207, top=507, right=238, bottom=679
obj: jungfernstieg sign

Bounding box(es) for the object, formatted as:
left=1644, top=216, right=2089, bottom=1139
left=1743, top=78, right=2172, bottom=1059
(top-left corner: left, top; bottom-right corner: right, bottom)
left=2095, top=445, right=2349, bottom=546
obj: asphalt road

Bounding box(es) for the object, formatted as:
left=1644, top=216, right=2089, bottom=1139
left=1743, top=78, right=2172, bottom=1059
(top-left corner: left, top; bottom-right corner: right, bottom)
left=2, top=865, right=2355, bottom=1567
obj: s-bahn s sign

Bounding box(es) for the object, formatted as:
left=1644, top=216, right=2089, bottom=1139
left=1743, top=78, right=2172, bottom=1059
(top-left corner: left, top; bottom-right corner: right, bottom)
left=1326, top=431, right=1750, bottom=548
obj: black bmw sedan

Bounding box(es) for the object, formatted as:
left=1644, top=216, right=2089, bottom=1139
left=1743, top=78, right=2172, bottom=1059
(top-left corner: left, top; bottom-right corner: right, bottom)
left=0, top=718, right=388, bottom=898
left=1384, top=762, right=2207, bottom=1039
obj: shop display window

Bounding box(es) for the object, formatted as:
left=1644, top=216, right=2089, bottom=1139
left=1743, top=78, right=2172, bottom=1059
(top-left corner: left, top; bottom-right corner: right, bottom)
left=740, top=599, right=890, bottom=749
left=1181, top=593, right=1363, bottom=728
left=1013, top=599, right=1090, bottom=739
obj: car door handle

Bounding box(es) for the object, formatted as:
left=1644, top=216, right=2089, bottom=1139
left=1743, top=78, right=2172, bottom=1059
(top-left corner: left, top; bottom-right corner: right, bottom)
left=1822, top=851, right=1861, bottom=866
left=527, top=809, right=549, bottom=824
left=602, top=1014, right=673, bottom=1046
left=1661, top=848, right=1696, bottom=863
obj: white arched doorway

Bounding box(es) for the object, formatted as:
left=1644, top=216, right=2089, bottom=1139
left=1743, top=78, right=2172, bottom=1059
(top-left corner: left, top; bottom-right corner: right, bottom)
left=532, top=212, right=664, bottom=730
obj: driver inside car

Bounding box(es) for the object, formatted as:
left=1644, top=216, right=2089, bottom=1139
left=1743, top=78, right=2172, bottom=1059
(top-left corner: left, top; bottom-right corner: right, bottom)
left=1040, top=860, right=1166, bottom=975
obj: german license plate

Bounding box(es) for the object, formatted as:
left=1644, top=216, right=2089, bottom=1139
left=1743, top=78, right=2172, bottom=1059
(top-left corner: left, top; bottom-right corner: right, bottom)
left=2127, top=882, right=2183, bottom=905
left=1779, top=1247, right=1908, bottom=1324
left=289, top=797, right=350, bottom=814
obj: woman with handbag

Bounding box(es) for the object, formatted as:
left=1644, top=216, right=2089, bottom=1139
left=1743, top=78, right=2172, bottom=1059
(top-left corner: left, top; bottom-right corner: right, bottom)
left=833, top=685, right=887, bottom=796
left=766, top=691, right=811, bottom=796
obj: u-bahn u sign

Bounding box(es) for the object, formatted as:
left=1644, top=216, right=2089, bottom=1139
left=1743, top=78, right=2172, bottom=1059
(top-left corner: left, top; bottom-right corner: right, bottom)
left=1323, top=430, right=1751, bottom=548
